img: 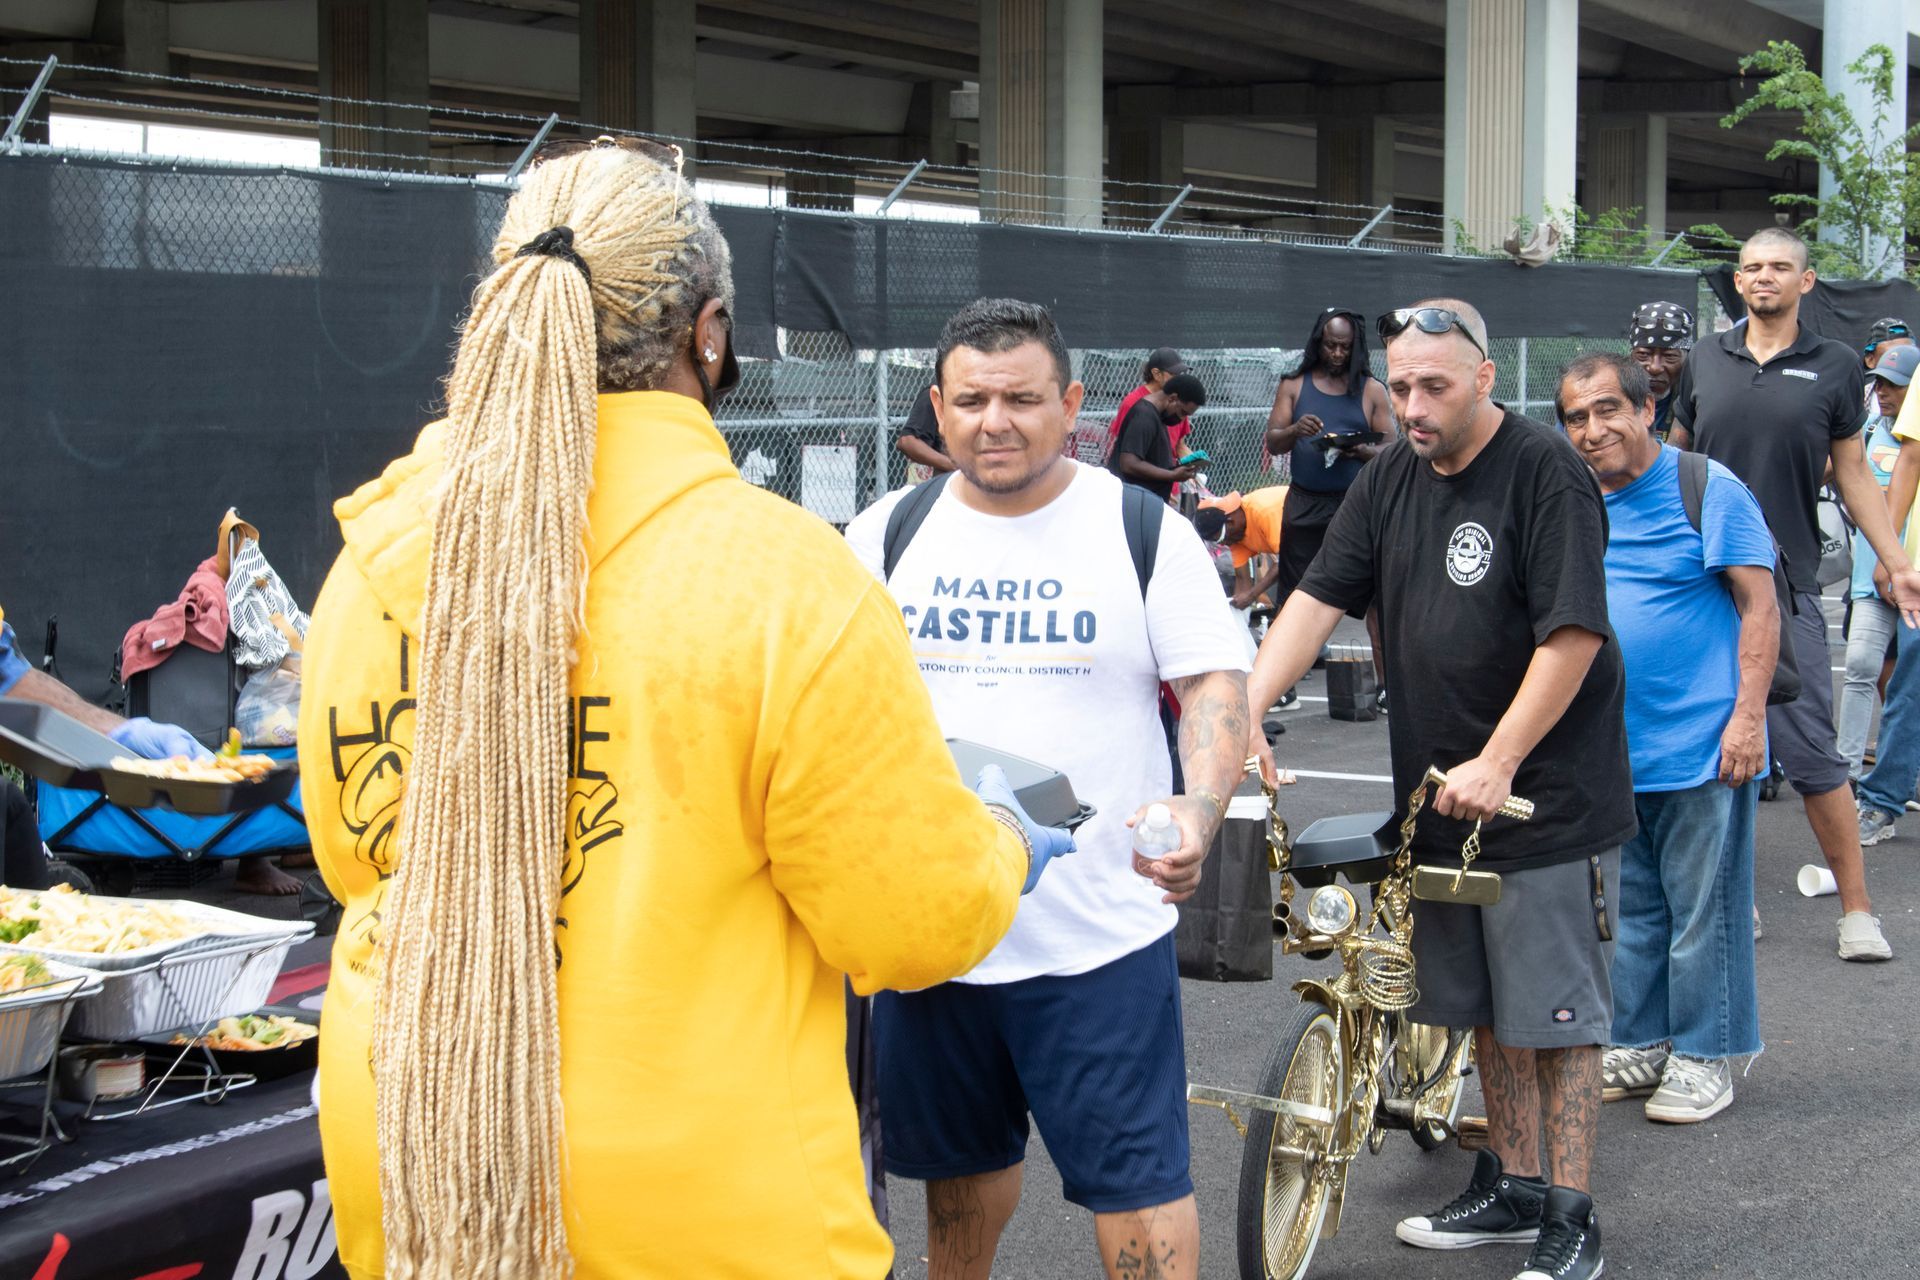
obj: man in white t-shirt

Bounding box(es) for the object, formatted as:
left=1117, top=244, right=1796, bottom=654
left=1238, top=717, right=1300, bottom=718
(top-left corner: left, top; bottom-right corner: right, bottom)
left=846, top=298, right=1251, bottom=1280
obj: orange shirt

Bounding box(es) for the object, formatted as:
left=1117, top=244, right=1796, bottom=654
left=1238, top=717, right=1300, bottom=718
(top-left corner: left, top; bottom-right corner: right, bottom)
left=1231, top=485, right=1288, bottom=568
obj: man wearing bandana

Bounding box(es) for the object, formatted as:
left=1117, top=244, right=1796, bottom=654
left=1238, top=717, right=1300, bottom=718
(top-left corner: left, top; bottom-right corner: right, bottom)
left=1628, top=301, right=1694, bottom=443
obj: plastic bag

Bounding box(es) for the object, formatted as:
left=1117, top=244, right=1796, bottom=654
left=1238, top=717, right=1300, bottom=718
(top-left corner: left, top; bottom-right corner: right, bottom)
left=236, top=658, right=302, bottom=747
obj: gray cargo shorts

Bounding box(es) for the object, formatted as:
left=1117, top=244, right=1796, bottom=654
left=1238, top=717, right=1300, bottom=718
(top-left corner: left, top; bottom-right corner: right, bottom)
left=1408, top=849, right=1621, bottom=1049
left=1766, top=591, right=1850, bottom=797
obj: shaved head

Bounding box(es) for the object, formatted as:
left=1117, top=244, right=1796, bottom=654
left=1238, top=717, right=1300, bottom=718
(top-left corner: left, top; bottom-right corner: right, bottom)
left=1743, top=226, right=1810, bottom=274
left=1404, top=297, right=1490, bottom=358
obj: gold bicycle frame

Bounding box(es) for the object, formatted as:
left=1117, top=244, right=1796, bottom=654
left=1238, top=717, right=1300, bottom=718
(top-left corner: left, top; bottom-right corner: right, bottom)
left=1190, top=761, right=1533, bottom=1242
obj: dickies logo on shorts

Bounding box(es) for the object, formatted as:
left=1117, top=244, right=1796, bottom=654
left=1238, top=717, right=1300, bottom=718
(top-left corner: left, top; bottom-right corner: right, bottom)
left=1553, top=1008, right=1576, bottom=1023
left=1446, top=522, right=1494, bottom=586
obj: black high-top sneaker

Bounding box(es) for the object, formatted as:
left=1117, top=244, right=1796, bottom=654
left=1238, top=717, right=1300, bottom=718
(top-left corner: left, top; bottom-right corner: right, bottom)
left=1513, top=1186, right=1604, bottom=1279
left=1395, top=1149, right=1547, bottom=1250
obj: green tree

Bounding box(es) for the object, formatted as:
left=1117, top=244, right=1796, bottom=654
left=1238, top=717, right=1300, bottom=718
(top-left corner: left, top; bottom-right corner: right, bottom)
left=1723, top=39, right=1919, bottom=280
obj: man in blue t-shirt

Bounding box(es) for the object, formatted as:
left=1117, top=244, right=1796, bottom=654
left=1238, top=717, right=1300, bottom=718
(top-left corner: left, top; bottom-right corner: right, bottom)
left=1559, top=354, right=1776, bottom=1127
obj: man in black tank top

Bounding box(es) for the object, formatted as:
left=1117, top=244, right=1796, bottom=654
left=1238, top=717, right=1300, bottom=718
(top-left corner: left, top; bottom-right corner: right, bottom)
left=1262, top=309, right=1398, bottom=700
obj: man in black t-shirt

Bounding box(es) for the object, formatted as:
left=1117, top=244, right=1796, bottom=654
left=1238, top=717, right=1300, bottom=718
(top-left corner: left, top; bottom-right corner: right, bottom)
left=1246, top=299, right=1630, bottom=1280
left=894, top=386, right=955, bottom=484
left=1108, top=372, right=1206, bottom=502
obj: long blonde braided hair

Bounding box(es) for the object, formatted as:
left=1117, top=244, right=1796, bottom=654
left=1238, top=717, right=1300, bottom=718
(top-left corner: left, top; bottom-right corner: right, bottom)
left=372, top=143, right=734, bottom=1279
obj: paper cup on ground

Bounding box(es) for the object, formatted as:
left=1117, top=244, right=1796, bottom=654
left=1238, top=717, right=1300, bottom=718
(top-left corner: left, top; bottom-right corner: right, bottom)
left=1797, top=864, right=1838, bottom=897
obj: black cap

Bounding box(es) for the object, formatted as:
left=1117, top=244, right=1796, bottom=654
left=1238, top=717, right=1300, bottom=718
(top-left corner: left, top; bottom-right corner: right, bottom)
left=1143, top=347, right=1188, bottom=378
left=1865, top=317, right=1912, bottom=353
left=1630, top=301, right=1694, bottom=350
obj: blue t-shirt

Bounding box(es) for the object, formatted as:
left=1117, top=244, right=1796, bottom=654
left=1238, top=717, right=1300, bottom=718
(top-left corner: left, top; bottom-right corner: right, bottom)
left=1849, top=415, right=1903, bottom=600
left=1604, top=447, right=1776, bottom=792
left=0, top=620, right=28, bottom=696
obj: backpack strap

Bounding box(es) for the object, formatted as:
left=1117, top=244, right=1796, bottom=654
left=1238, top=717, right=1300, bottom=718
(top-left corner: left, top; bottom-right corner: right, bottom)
left=1120, top=483, right=1162, bottom=601
left=1677, top=449, right=1709, bottom=533
left=881, top=472, right=952, bottom=582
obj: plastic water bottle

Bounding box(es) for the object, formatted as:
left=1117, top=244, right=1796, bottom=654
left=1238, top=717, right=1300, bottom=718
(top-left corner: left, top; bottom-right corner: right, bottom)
left=1132, top=803, right=1181, bottom=864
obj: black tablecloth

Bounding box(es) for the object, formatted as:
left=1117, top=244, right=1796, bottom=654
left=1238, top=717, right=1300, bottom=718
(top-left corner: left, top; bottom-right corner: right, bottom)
left=0, top=1070, right=345, bottom=1279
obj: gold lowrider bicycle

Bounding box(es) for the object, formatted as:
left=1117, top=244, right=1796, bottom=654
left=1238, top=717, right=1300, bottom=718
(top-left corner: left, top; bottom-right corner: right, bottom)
left=1190, top=764, right=1533, bottom=1280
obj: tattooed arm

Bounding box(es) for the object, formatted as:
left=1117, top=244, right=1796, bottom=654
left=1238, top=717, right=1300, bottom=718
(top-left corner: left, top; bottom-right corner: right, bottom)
left=1131, top=669, right=1249, bottom=903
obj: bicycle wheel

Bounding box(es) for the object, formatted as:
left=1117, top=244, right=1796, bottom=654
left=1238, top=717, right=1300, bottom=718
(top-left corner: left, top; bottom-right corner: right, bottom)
left=1235, top=1002, right=1345, bottom=1280
left=1400, top=1020, right=1472, bottom=1152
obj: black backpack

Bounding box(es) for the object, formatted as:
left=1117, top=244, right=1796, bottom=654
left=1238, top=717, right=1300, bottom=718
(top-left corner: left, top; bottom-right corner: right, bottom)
left=1675, top=450, right=1800, bottom=706
left=881, top=471, right=1163, bottom=600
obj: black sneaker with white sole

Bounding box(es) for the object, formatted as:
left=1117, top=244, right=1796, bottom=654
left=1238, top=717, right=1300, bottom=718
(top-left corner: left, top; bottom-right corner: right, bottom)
left=1395, top=1149, right=1546, bottom=1250
left=1512, top=1187, right=1604, bottom=1280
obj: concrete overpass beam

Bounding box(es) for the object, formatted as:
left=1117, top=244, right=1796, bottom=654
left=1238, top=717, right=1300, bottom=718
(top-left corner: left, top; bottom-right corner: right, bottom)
left=979, top=0, right=1103, bottom=228
left=1443, top=0, right=1578, bottom=252
left=579, top=0, right=696, bottom=141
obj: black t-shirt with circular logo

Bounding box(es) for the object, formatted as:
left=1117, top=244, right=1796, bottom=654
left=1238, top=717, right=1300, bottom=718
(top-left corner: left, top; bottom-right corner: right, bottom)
left=1298, top=409, right=1637, bottom=870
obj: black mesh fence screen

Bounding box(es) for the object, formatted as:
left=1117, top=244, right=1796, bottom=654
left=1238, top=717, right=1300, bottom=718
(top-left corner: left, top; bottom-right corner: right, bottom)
left=0, top=154, right=1694, bottom=688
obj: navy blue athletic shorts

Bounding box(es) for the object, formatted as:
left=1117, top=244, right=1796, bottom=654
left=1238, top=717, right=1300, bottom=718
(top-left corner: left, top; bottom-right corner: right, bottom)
left=872, top=931, right=1192, bottom=1214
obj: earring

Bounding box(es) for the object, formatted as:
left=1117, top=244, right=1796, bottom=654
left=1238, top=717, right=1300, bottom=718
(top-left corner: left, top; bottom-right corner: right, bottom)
left=703, top=347, right=717, bottom=362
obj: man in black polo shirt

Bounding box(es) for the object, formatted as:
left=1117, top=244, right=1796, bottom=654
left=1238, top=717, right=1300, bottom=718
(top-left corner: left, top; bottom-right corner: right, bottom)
left=1246, top=298, right=1632, bottom=1280
left=1671, top=226, right=1919, bottom=963
left=1109, top=372, right=1205, bottom=503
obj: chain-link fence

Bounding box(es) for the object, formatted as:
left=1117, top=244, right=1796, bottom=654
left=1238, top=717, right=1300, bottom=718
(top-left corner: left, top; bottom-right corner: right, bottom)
left=710, top=329, right=1713, bottom=521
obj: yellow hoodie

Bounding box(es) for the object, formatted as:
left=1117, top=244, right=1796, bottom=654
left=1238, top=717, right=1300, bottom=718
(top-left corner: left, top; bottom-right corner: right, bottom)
left=297, top=391, right=1024, bottom=1280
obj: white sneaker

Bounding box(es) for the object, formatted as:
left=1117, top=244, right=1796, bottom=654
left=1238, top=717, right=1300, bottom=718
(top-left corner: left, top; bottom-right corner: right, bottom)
left=1837, top=912, right=1893, bottom=962
left=1600, top=1044, right=1666, bottom=1102
left=1644, top=1055, right=1732, bottom=1124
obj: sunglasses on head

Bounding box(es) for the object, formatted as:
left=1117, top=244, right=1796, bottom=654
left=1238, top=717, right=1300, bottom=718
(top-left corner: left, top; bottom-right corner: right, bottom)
left=1376, top=307, right=1487, bottom=358
left=531, top=134, right=684, bottom=169
left=1866, top=322, right=1912, bottom=353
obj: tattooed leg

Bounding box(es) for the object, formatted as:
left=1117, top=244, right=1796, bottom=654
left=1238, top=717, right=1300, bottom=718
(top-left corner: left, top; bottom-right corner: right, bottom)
left=1537, top=1045, right=1601, bottom=1193
left=1095, top=1196, right=1199, bottom=1280
left=926, top=1165, right=1022, bottom=1280
left=1474, top=1026, right=1543, bottom=1180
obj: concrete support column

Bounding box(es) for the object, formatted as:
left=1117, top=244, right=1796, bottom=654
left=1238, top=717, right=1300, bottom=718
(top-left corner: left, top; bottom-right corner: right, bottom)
left=1108, top=118, right=1183, bottom=229
left=909, top=79, right=964, bottom=169
left=1823, top=0, right=1905, bottom=276
left=1586, top=113, right=1667, bottom=243
left=92, top=0, right=170, bottom=75
left=579, top=0, right=697, bottom=141
left=1316, top=116, right=1394, bottom=233
left=1443, top=0, right=1577, bottom=253
left=979, top=0, right=1103, bottom=228
left=318, top=0, right=429, bottom=170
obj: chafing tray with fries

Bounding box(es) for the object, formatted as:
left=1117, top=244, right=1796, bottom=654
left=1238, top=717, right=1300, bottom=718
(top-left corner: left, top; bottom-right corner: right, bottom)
left=0, top=698, right=297, bottom=816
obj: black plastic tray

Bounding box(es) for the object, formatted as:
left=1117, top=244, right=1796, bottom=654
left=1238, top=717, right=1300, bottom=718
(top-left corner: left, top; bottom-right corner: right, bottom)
left=0, top=699, right=298, bottom=817
left=138, top=1003, right=319, bottom=1080
left=1285, top=810, right=1396, bottom=888
left=947, top=739, right=1095, bottom=831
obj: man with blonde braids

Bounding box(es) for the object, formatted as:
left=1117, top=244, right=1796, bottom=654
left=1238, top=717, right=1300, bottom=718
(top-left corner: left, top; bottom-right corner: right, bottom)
left=298, top=138, right=1069, bottom=1279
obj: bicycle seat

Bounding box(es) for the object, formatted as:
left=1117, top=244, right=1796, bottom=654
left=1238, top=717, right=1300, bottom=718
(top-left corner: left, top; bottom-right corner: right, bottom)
left=1285, top=811, right=1396, bottom=887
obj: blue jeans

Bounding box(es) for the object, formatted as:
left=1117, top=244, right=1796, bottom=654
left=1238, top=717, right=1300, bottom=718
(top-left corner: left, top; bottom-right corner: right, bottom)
left=1610, top=778, right=1762, bottom=1061
left=1859, top=614, right=1920, bottom=818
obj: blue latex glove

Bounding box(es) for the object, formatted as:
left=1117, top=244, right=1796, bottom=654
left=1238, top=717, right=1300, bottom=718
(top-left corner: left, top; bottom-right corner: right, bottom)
left=974, top=763, right=1076, bottom=894
left=109, top=717, right=213, bottom=762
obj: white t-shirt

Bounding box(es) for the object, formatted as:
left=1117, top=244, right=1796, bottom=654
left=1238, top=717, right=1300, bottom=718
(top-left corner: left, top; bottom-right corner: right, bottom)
left=845, top=463, right=1251, bottom=984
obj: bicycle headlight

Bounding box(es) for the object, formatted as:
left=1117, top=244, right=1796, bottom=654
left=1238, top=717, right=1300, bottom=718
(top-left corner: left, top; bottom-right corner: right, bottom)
left=1305, top=884, right=1358, bottom=937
